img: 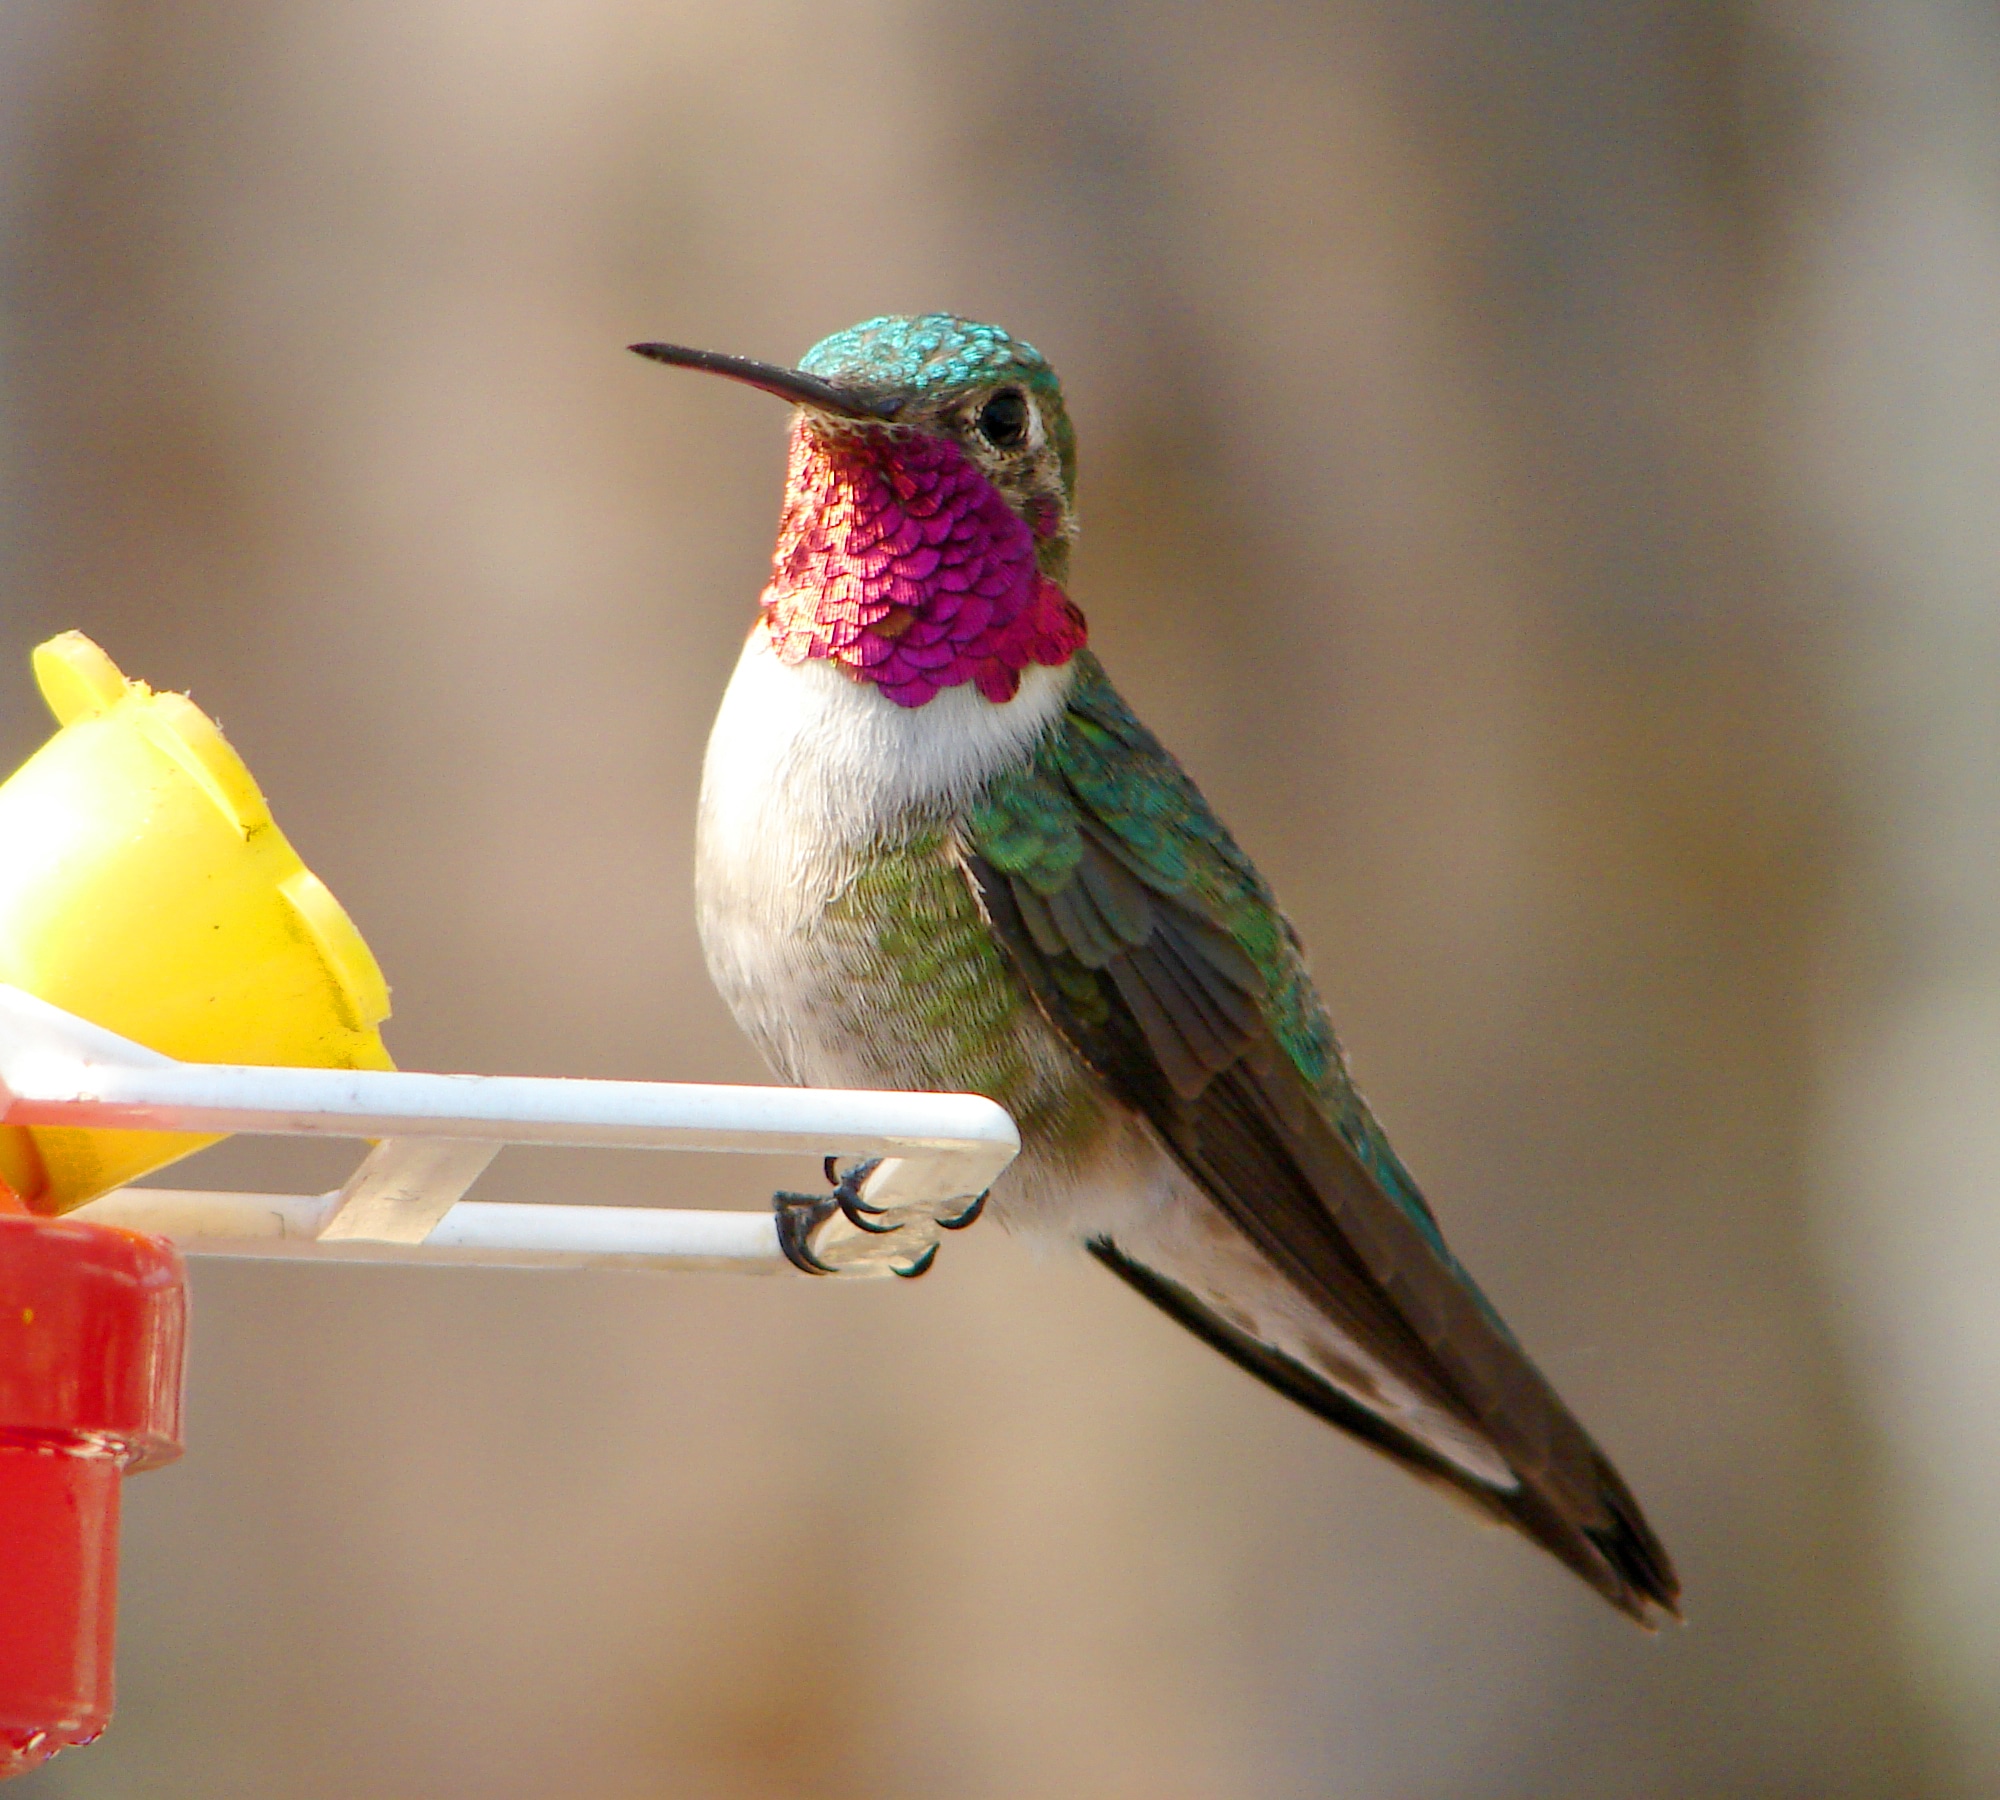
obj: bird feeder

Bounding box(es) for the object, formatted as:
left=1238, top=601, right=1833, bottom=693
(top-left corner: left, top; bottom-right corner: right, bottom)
left=0, top=630, right=393, bottom=1214
left=0, top=636, right=1013, bottom=1779
left=0, top=1207, right=184, bottom=1779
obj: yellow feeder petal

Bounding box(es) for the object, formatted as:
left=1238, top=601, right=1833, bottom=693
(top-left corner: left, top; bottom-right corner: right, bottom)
left=0, top=633, right=394, bottom=1213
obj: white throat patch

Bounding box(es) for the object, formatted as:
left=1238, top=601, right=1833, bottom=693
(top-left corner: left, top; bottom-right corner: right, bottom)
left=700, top=624, right=1075, bottom=856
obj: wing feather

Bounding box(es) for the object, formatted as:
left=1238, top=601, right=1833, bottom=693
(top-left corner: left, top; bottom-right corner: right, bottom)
left=964, top=652, right=1679, bottom=1623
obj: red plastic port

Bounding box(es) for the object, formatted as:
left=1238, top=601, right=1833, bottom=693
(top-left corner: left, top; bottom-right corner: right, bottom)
left=0, top=1204, right=186, bottom=1779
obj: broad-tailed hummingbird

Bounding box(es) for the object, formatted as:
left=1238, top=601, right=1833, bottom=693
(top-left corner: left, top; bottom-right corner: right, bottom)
left=633, top=315, right=1678, bottom=1624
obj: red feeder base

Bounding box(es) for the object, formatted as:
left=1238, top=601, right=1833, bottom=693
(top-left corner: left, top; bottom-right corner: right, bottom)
left=0, top=1211, right=186, bottom=1779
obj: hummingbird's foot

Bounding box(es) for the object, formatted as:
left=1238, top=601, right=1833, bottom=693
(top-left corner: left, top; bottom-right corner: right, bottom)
left=937, top=1189, right=988, bottom=1231
left=822, top=1156, right=901, bottom=1234
left=773, top=1157, right=897, bottom=1273
left=773, top=1158, right=985, bottom=1277
left=772, top=1189, right=842, bottom=1275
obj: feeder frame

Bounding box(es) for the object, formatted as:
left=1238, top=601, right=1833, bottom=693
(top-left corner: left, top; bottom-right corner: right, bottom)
left=0, top=986, right=1018, bottom=1279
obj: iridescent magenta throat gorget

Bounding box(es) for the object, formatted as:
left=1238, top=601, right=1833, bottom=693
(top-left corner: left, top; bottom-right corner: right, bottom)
left=761, top=422, right=1087, bottom=708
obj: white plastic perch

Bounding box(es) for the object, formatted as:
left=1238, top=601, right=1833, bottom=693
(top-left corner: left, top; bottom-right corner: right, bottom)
left=0, top=986, right=1018, bottom=1278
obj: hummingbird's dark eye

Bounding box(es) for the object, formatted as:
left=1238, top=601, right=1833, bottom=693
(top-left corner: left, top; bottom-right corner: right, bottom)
left=974, top=387, right=1031, bottom=450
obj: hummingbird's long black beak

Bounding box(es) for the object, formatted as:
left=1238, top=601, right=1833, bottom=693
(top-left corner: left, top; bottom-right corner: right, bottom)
left=628, top=342, right=903, bottom=421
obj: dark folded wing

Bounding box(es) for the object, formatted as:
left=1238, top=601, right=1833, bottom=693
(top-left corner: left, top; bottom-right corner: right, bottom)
left=964, top=653, right=1678, bottom=1623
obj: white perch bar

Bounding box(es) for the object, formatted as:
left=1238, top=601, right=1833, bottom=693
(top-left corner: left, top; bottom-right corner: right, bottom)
left=0, top=986, right=1018, bottom=1278
left=3, top=1057, right=1020, bottom=1163
left=75, top=1188, right=790, bottom=1273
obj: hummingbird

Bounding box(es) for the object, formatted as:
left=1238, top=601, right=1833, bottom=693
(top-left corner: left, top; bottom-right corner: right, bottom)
left=632, top=315, right=1679, bottom=1625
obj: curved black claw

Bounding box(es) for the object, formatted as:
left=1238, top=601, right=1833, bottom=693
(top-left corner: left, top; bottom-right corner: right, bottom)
left=937, top=1189, right=988, bottom=1232
left=773, top=1190, right=841, bottom=1275
left=893, top=1240, right=941, bottom=1279
left=827, top=1157, right=898, bottom=1234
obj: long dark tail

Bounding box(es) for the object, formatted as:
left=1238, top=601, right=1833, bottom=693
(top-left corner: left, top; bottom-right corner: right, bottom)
left=1088, top=1237, right=1680, bottom=1626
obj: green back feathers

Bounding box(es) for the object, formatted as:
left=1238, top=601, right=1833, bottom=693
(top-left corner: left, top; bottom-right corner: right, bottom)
left=968, top=652, right=1449, bottom=1256
left=970, top=652, right=1331, bottom=1078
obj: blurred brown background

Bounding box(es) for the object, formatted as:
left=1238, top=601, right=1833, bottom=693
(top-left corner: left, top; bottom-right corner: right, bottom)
left=3, top=0, right=1996, bottom=1793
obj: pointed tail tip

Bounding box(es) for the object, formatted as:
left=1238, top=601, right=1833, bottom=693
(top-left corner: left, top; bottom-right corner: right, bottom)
left=1606, top=1571, right=1684, bottom=1633
left=1586, top=1463, right=1683, bottom=1630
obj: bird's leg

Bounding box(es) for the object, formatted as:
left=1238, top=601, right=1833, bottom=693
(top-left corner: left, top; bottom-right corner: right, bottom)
left=774, top=1156, right=897, bottom=1274
left=772, top=1189, right=842, bottom=1275
left=821, top=1156, right=900, bottom=1233
left=772, top=1156, right=986, bottom=1278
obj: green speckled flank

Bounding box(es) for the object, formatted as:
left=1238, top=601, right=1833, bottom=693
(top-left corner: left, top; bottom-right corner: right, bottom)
left=822, top=829, right=1104, bottom=1158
